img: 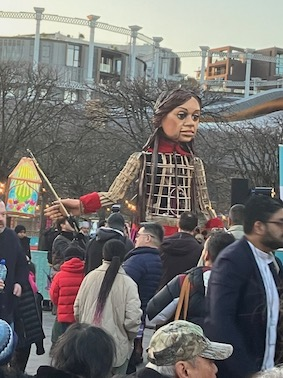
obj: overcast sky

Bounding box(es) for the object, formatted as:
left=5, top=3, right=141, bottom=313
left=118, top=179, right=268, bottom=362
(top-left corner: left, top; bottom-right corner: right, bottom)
left=0, top=0, right=282, bottom=76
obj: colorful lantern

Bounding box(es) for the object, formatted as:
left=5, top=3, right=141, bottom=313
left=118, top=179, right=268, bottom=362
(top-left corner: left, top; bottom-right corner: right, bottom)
left=5, top=157, right=42, bottom=217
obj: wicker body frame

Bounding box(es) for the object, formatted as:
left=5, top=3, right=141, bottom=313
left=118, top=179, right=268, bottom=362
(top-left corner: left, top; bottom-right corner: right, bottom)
left=99, top=151, right=215, bottom=226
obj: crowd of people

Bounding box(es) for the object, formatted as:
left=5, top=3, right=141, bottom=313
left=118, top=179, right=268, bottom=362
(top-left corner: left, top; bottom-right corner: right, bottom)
left=1, top=194, right=283, bottom=377
left=1, top=87, right=283, bottom=378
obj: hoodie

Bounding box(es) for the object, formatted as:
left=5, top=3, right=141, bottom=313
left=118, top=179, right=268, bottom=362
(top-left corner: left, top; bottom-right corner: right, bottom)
left=159, top=232, right=202, bottom=288
left=84, top=227, right=134, bottom=274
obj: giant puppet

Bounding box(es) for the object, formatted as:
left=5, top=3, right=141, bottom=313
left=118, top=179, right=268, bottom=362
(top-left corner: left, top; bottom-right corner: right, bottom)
left=45, top=88, right=216, bottom=233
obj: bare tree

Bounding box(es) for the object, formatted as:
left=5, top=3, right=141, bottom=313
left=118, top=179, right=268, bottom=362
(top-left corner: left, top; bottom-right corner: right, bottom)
left=197, top=113, right=283, bottom=212
left=0, top=61, right=75, bottom=182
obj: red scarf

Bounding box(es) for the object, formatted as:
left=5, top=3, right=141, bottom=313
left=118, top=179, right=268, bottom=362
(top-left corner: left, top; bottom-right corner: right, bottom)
left=148, top=139, right=190, bottom=156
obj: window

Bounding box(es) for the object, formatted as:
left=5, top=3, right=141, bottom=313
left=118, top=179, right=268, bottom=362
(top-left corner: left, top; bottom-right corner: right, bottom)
left=100, top=56, right=112, bottom=73
left=41, top=45, right=50, bottom=64
left=66, top=45, right=80, bottom=67
left=114, top=59, right=122, bottom=75
left=214, top=67, right=226, bottom=75
left=276, top=53, right=283, bottom=76
left=169, top=57, right=180, bottom=75
left=0, top=39, right=24, bottom=61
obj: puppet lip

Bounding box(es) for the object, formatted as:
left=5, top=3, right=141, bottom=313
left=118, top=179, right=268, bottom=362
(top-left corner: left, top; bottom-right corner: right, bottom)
left=181, top=131, right=194, bottom=136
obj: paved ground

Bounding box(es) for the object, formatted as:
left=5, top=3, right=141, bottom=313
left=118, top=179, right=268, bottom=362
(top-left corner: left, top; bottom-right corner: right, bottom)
left=26, top=310, right=154, bottom=375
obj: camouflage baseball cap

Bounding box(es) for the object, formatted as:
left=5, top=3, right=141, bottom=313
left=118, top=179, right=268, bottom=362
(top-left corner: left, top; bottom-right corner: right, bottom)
left=147, top=320, right=233, bottom=366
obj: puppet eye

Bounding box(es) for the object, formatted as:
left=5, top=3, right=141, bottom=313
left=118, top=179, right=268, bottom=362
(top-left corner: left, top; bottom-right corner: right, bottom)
left=177, top=112, right=187, bottom=120
left=192, top=114, right=200, bottom=121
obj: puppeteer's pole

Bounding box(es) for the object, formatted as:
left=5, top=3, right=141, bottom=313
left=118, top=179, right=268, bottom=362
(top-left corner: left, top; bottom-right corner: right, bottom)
left=27, top=149, right=79, bottom=232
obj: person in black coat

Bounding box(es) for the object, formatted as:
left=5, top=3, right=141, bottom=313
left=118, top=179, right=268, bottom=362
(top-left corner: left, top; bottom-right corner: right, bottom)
left=158, top=212, right=202, bottom=289
left=85, top=213, right=134, bottom=274
left=0, top=201, right=29, bottom=325
left=11, top=260, right=45, bottom=372
left=14, top=225, right=31, bottom=259
left=204, top=195, right=283, bottom=378
left=52, top=218, right=75, bottom=273
left=43, top=223, right=60, bottom=265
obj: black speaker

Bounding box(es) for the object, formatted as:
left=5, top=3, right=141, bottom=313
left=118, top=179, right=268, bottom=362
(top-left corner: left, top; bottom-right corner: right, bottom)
left=231, top=178, right=250, bottom=206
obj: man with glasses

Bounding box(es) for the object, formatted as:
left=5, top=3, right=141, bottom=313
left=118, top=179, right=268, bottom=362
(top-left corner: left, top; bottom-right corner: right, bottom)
left=123, top=222, right=163, bottom=373
left=205, top=195, right=283, bottom=378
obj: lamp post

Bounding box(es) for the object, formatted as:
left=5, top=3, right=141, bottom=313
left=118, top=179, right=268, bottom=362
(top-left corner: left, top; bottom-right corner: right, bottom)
left=33, top=7, right=45, bottom=71
left=152, top=37, right=163, bottom=82
left=244, top=48, right=255, bottom=98
left=129, top=25, right=142, bottom=80
left=199, top=46, right=210, bottom=86
left=86, top=15, right=100, bottom=85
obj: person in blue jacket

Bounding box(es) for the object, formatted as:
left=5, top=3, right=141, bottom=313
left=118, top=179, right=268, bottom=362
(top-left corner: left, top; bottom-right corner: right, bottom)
left=123, top=222, right=163, bottom=373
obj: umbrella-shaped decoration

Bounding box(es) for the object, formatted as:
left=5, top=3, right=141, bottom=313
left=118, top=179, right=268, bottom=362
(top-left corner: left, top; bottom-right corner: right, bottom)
left=5, top=157, right=42, bottom=217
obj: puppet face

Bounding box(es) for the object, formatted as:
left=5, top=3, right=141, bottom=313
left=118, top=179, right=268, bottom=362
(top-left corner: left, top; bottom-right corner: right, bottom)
left=161, top=97, right=200, bottom=143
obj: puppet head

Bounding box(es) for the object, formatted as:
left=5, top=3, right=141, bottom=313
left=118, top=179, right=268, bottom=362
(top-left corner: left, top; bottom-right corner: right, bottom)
left=153, top=88, right=201, bottom=128
left=144, top=88, right=201, bottom=150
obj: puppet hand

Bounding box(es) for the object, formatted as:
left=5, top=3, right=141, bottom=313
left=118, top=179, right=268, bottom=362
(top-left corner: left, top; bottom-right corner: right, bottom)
left=44, top=199, right=81, bottom=219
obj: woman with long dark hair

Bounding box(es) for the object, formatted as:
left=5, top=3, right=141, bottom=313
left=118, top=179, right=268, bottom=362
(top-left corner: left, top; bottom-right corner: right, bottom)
left=74, top=239, right=142, bottom=374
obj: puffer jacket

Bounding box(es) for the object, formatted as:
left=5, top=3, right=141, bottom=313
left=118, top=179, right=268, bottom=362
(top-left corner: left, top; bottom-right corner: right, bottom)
left=85, top=227, right=134, bottom=274
left=50, top=258, right=84, bottom=323
left=147, top=266, right=211, bottom=328
left=123, top=247, right=162, bottom=321
left=74, top=262, right=142, bottom=367
left=14, top=281, right=45, bottom=348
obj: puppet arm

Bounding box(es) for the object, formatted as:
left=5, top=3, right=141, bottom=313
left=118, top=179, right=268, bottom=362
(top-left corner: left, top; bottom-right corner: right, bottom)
left=193, top=157, right=216, bottom=220
left=81, top=152, right=141, bottom=213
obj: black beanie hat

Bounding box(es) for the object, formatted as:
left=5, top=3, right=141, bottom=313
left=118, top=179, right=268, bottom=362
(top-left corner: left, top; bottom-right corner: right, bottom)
left=15, top=225, right=26, bottom=234
left=107, top=213, right=125, bottom=232
left=64, top=245, right=84, bottom=261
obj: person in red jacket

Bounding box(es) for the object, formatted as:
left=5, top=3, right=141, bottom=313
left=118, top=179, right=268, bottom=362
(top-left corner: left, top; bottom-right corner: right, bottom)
left=49, top=245, right=85, bottom=341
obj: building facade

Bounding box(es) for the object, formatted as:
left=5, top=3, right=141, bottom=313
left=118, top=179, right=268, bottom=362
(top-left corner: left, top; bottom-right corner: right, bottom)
left=203, top=46, right=283, bottom=82
left=251, top=47, right=283, bottom=81
left=206, top=46, right=246, bottom=81
left=0, top=32, right=183, bottom=103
